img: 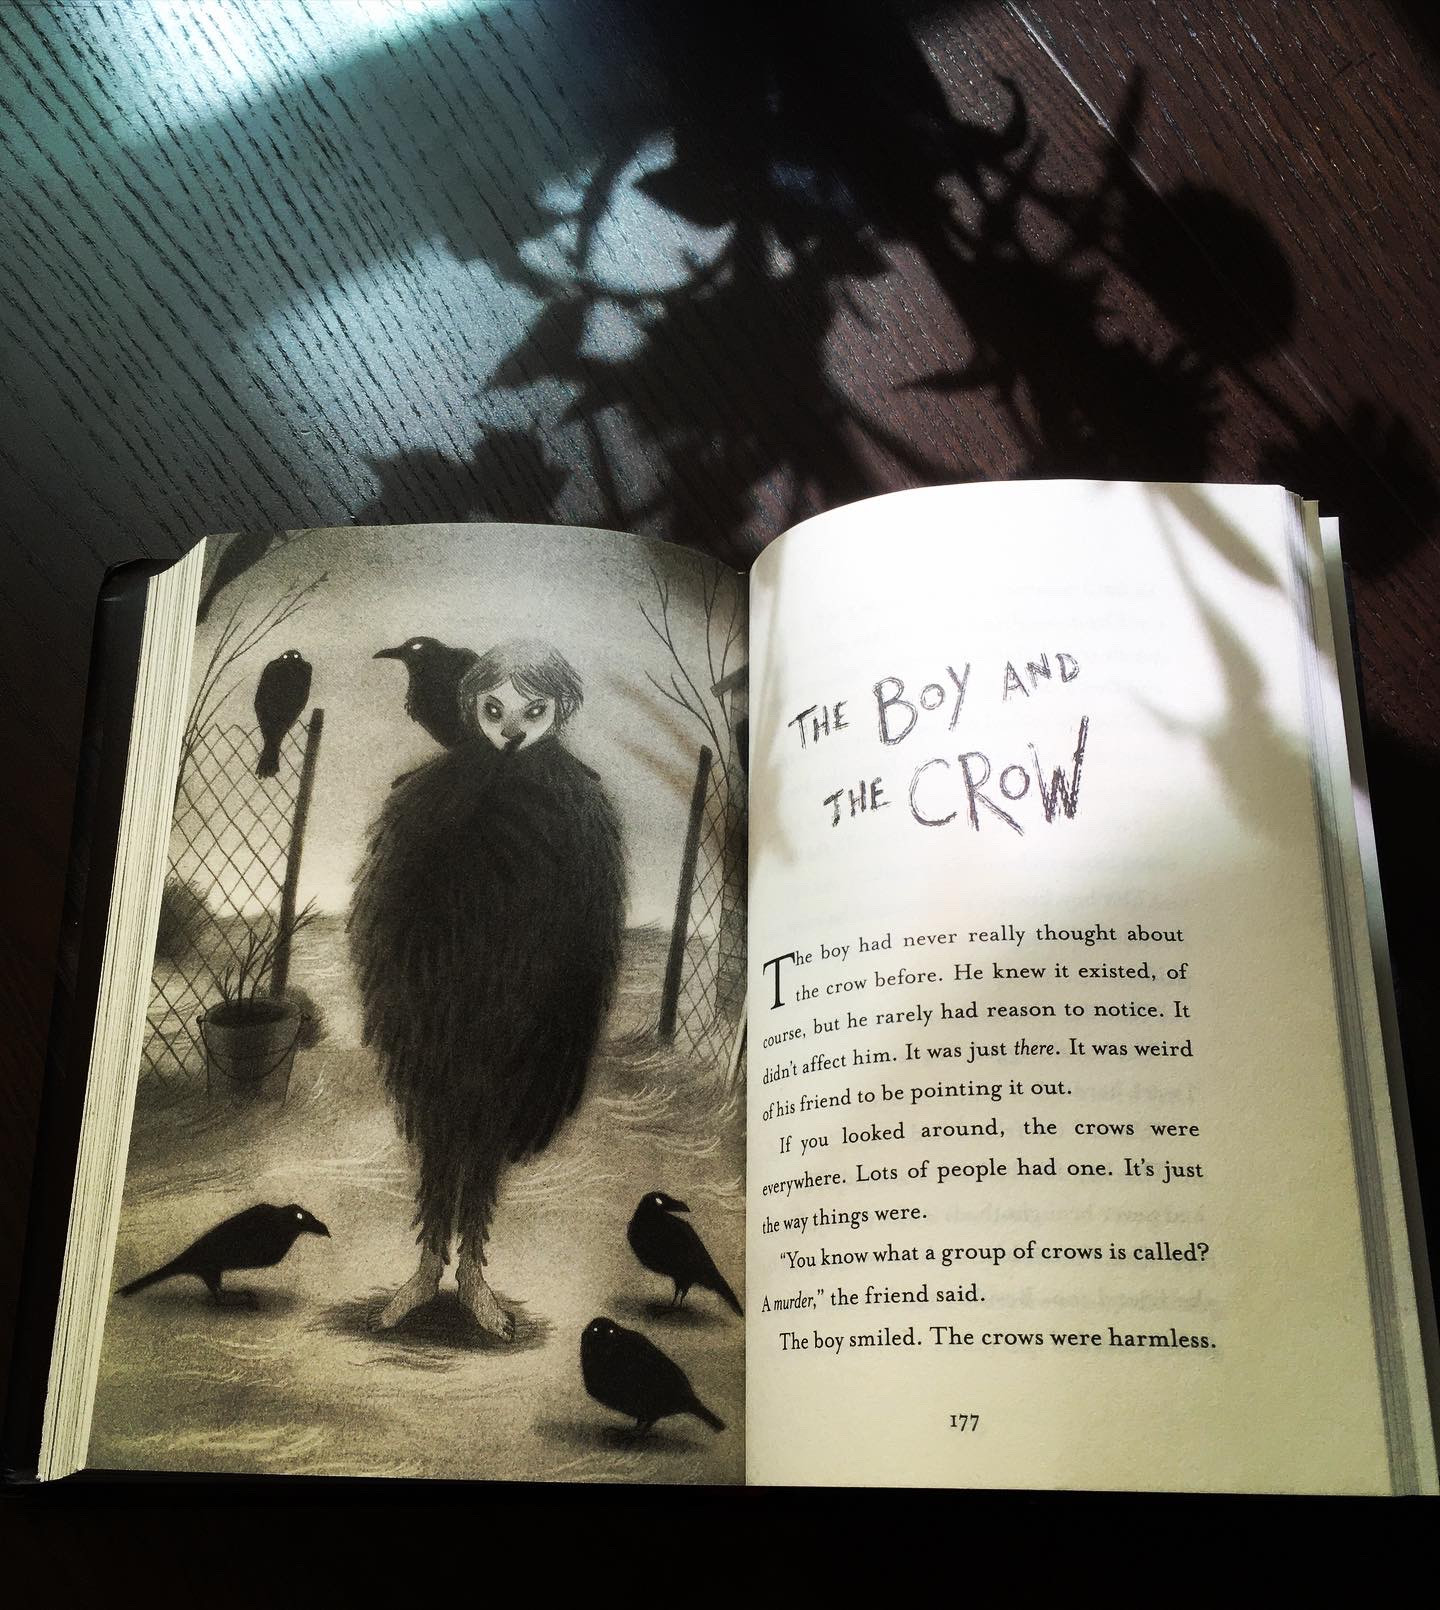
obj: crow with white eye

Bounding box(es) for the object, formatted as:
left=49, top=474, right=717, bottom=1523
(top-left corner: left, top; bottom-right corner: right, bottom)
left=628, top=1191, right=743, bottom=1315
left=253, top=650, right=312, bottom=778
left=373, top=636, right=479, bottom=750
left=116, top=1203, right=330, bottom=1306
left=350, top=638, right=626, bottom=1340
left=581, top=1317, right=725, bottom=1434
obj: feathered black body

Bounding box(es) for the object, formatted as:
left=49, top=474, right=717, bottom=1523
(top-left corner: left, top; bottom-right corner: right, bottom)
left=348, top=734, right=626, bottom=1256
left=116, top=1203, right=329, bottom=1303
left=581, top=1317, right=725, bottom=1433
left=628, top=1191, right=743, bottom=1315
left=254, top=649, right=312, bottom=777
left=373, top=636, right=479, bottom=750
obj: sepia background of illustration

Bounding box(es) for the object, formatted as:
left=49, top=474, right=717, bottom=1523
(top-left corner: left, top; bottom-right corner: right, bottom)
left=88, top=522, right=746, bottom=1483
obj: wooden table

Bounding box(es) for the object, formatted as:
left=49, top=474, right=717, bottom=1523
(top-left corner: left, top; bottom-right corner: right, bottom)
left=4, top=0, right=1437, bottom=1561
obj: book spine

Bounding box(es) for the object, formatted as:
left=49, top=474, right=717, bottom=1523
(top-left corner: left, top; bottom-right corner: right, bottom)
left=0, top=562, right=158, bottom=1482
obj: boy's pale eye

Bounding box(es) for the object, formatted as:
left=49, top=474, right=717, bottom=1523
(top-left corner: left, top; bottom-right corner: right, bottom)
left=526, top=701, right=548, bottom=721
left=484, top=700, right=503, bottom=720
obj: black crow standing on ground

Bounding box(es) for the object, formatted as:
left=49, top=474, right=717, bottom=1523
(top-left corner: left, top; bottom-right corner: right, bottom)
left=581, top=1317, right=725, bottom=1434
left=372, top=636, right=479, bottom=750
left=628, top=1191, right=743, bottom=1315
left=116, top=1203, right=330, bottom=1306
left=253, top=649, right=312, bottom=777
left=350, top=638, right=626, bottom=1340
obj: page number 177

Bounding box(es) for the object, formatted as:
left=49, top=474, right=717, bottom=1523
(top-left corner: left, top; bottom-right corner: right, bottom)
left=949, top=1413, right=980, bottom=1431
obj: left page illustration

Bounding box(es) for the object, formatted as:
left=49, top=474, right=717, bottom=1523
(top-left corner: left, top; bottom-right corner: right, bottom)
left=88, top=523, right=747, bottom=1484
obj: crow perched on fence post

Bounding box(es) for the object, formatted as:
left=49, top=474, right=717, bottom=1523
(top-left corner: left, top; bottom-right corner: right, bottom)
left=116, top=1203, right=330, bottom=1306
left=253, top=649, right=312, bottom=777
left=349, top=638, right=626, bottom=1340
left=372, top=635, right=479, bottom=750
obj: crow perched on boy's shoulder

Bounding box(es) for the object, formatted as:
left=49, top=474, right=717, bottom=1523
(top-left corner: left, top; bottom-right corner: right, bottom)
left=116, top=1203, right=329, bottom=1306
left=372, top=636, right=478, bottom=750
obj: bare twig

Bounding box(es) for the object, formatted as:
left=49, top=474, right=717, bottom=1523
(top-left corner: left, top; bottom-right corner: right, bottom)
left=638, top=558, right=745, bottom=789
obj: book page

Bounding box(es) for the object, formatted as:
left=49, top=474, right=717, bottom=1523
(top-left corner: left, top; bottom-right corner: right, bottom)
left=1312, top=510, right=1440, bottom=1468
left=76, top=523, right=746, bottom=1484
left=744, top=480, right=1434, bottom=1494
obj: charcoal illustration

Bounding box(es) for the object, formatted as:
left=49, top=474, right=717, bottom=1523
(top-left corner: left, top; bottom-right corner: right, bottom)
left=91, top=524, right=746, bottom=1485
left=197, top=900, right=319, bottom=1104
left=349, top=639, right=627, bottom=1340
left=253, top=649, right=313, bottom=779
left=372, top=635, right=478, bottom=750
left=117, top=1204, right=330, bottom=1307
left=628, top=1191, right=743, bottom=1315
left=580, top=1317, right=726, bottom=1435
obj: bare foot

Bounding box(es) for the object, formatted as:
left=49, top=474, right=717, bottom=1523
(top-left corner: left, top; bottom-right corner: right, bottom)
left=456, top=1255, right=515, bottom=1342
left=374, top=1251, right=443, bottom=1330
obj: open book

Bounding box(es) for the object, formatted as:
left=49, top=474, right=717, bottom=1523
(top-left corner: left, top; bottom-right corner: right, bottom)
left=7, top=481, right=1436, bottom=1494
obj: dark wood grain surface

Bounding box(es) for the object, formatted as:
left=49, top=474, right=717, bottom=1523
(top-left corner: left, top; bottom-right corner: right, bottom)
left=3, top=0, right=1437, bottom=1566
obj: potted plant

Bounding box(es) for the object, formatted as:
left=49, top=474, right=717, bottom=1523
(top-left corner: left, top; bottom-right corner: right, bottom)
left=198, top=902, right=317, bottom=1103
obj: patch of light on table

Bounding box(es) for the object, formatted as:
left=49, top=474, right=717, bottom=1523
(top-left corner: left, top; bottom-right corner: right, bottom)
left=104, top=0, right=492, bottom=119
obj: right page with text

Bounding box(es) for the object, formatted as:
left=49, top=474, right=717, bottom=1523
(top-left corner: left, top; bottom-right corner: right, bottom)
left=745, top=480, right=1435, bottom=1495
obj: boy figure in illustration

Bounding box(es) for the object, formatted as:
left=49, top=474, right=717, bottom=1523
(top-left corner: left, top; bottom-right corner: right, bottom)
left=350, top=639, right=626, bottom=1338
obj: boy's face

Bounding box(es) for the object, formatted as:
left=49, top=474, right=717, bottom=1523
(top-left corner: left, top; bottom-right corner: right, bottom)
left=472, top=677, right=557, bottom=752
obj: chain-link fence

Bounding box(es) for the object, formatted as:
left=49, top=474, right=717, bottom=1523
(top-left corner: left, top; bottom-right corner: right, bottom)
left=660, top=742, right=746, bottom=1072
left=142, top=711, right=324, bottom=1084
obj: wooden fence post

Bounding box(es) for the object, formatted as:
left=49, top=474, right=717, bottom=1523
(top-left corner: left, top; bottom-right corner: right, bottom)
left=659, top=744, right=712, bottom=1041
left=270, top=707, right=324, bottom=1000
